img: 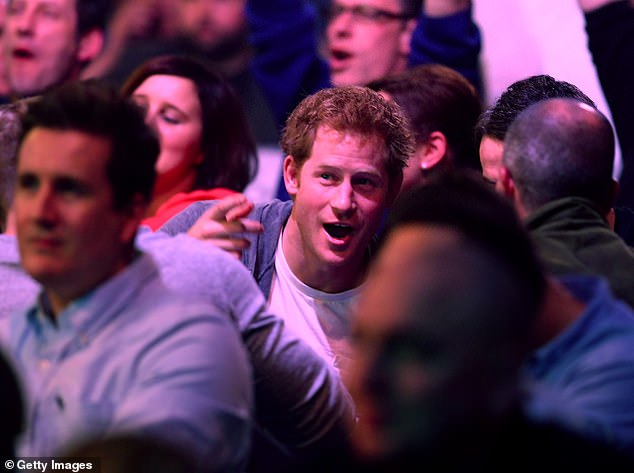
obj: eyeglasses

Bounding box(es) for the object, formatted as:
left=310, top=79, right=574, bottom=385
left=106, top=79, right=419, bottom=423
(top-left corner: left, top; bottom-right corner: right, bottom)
left=323, top=4, right=417, bottom=24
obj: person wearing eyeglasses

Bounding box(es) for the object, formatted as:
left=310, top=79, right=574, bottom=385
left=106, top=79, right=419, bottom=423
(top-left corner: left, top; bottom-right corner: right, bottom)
left=326, top=0, right=420, bottom=87
left=322, top=0, right=476, bottom=89
left=250, top=0, right=480, bottom=122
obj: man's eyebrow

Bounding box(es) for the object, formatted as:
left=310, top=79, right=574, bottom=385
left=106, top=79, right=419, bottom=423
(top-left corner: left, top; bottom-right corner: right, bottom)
left=54, top=175, right=90, bottom=187
left=312, top=164, right=341, bottom=174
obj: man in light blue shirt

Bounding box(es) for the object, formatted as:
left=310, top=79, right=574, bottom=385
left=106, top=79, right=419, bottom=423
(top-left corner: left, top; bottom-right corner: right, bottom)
left=1, top=81, right=252, bottom=472
left=0, top=99, right=353, bottom=471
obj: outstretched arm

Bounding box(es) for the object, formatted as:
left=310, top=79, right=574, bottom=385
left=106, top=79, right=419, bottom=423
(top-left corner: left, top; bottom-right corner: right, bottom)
left=577, top=0, right=620, bottom=12
left=158, top=194, right=264, bottom=259
left=409, top=0, right=482, bottom=92
left=247, top=0, right=330, bottom=132
left=424, top=0, right=471, bottom=16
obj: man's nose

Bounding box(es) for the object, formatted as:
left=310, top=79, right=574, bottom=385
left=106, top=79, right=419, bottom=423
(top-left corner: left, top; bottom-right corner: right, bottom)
left=331, top=181, right=356, bottom=216
left=327, top=7, right=354, bottom=36
left=13, top=9, right=37, bottom=35
left=32, top=186, right=60, bottom=225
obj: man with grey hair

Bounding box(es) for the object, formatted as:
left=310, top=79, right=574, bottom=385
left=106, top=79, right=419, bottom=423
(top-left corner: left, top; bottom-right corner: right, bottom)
left=497, top=97, right=634, bottom=308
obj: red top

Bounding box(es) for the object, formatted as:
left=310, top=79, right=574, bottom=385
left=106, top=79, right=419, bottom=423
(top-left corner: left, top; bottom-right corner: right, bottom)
left=141, top=188, right=236, bottom=231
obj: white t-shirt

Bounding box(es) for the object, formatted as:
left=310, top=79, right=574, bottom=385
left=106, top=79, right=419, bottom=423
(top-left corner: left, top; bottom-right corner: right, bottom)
left=268, top=233, right=361, bottom=374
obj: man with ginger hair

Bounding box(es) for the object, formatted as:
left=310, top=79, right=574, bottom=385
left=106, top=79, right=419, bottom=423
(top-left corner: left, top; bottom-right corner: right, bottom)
left=161, top=86, right=413, bottom=374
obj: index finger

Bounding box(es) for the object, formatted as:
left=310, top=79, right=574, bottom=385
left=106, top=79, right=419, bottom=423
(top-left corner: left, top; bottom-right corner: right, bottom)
left=203, top=193, right=253, bottom=222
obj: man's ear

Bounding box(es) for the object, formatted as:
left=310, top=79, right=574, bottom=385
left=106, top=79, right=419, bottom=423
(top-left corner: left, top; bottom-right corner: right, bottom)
left=497, top=166, right=516, bottom=199
left=417, top=131, right=448, bottom=171
left=605, top=179, right=619, bottom=229
left=77, top=28, right=105, bottom=64
left=283, top=155, right=300, bottom=198
left=497, top=166, right=513, bottom=196
left=609, top=178, right=619, bottom=207
left=498, top=166, right=533, bottom=218
left=399, top=19, right=417, bottom=56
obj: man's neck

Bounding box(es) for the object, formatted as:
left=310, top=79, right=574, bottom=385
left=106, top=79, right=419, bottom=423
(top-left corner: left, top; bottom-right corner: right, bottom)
left=42, top=249, right=139, bottom=320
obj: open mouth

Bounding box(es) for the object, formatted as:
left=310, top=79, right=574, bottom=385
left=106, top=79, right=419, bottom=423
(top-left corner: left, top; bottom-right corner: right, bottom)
left=324, top=223, right=354, bottom=239
left=330, top=49, right=351, bottom=61
left=329, top=49, right=352, bottom=69
left=12, top=48, right=34, bottom=59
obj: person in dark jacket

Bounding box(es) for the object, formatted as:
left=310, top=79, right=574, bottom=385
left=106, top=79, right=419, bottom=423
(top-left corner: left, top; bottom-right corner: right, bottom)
left=498, top=97, right=634, bottom=308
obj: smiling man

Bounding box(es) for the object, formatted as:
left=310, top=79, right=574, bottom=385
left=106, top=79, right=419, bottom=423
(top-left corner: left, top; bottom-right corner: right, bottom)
left=3, top=0, right=108, bottom=99
left=161, top=86, right=413, bottom=373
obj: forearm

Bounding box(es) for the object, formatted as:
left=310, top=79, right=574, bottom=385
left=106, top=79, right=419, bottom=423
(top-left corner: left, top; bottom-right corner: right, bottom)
left=424, top=0, right=471, bottom=17
left=577, top=0, right=621, bottom=13
left=247, top=0, right=330, bottom=130
left=410, top=1, right=482, bottom=92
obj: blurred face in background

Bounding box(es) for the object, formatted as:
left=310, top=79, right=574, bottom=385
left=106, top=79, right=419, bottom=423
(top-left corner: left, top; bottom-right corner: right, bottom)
left=176, top=0, right=247, bottom=53
left=347, top=225, right=511, bottom=460
left=326, top=0, right=416, bottom=86
left=3, top=0, right=95, bottom=96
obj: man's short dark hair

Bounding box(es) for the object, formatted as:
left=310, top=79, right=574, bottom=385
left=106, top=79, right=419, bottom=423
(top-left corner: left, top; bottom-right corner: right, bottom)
left=19, top=80, right=159, bottom=211
left=368, top=64, right=482, bottom=172
left=476, top=74, right=596, bottom=143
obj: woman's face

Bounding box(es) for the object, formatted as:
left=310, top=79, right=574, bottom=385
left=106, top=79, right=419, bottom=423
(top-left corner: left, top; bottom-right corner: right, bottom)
left=131, top=74, right=204, bottom=188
